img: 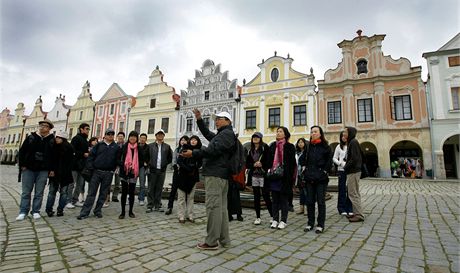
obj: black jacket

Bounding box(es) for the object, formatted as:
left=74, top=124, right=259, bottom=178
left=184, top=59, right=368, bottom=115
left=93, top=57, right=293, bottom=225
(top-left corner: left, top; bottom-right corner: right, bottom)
left=138, top=143, right=150, bottom=168
left=245, top=143, right=270, bottom=186
left=71, top=133, right=89, bottom=171
left=192, top=119, right=235, bottom=179
left=50, top=141, right=74, bottom=186
left=19, top=132, right=55, bottom=171
left=148, top=142, right=173, bottom=172
left=86, top=141, right=121, bottom=171
left=119, top=143, right=147, bottom=180
left=267, top=141, right=296, bottom=194
left=344, top=127, right=362, bottom=174
left=177, top=144, right=202, bottom=193
left=299, top=141, right=332, bottom=184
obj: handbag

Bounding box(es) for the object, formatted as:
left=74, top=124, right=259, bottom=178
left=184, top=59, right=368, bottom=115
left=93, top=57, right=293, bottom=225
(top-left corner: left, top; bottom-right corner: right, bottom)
left=81, top=167, right=93, bottom=182
left=266, top=165, right=284, bottom=180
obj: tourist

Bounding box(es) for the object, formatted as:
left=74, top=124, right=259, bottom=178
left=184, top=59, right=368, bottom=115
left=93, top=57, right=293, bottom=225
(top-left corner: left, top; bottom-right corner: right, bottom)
left=70, top=123, right=90, bottom=208
left=295, top=138, right=308, bottom=215
left=137, top=133, right=150, bottom=206
left=166, top=135, right=189, bottom=215
left=333, top=131, right=353, bottom=216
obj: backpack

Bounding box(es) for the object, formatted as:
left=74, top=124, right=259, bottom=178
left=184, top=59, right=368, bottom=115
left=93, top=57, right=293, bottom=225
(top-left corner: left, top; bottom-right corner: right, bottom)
left=230, top=136, right=246, bottom=190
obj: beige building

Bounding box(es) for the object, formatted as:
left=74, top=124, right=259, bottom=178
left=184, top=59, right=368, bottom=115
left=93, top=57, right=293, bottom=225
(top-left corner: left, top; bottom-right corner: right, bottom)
left=68, top=81, right=96, bottom=139
left=128, top=66, right=179, bottom=146
left=24, top=96, right=48, bottom=137
left=318, top=31, right=432, bottom=178
left=2, top=103, right=28, bottom=164
left=239, top=52, right=317, bottom=147
left=0, top=108, right=13, bottom=163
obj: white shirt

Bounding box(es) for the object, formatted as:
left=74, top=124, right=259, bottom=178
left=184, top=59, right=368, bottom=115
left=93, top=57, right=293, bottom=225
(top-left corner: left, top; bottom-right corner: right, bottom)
left=156, top=142, right=162, bottom=169
left=333, top=145, right=347, bottom=171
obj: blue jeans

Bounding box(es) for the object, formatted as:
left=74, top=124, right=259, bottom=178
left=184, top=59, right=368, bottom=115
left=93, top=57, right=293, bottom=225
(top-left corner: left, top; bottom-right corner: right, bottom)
left=79, top=170, right=114, bottom=217
left=337, top=171, right=353, bottom=214
left=138, top=167, right=147, bottom=201
left=46, top=182, right=68, bottom=212
left=19, top=170, right=48, bottom=215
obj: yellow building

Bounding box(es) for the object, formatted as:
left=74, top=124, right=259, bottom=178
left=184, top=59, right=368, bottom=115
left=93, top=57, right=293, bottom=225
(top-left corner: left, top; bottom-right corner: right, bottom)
left=0, top=108, right=13, bottom=163
left=24, top=96, right=48, bottom=137
left=68, top=81, right=96, bottom=139
left=239, top=52, right=317, bottom=146
left=128, top=66, right=179, bottom=146
left=2, top=103, right=29, bottom=163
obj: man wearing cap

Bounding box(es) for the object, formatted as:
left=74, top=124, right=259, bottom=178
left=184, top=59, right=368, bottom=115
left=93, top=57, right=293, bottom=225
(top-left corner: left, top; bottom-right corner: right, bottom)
left=146, top=129, right=173, bottom=213
left=77, top=128, right=121, bottom=220
left=16, top=119, right=55, bottom=221
left=181, top=109, right=236, bottom=250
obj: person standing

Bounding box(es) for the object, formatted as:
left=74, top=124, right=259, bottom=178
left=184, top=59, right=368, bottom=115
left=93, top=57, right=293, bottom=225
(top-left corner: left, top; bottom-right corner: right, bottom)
left=343, top=127, right=365, bottom=222
left=246, top=132, right=272, bottom=225
left=295, top=138, right=309, bottom=215
left=119, top=131, right=144, bottom=219
left=137, top=133, right=150, bottom=206
left=166, top=135, right=189, bottom=215
left=77, top=129, right=121, bottom=220
left=16, top=119, right=55, bottom=221
left=70, top=123, right=90, bottom=208
left=300, top=126, right=332, bottom=234
left=333, top=131, right=353, bottom=216
left=146, top=129, right=173, bottom=213
left=111, top=131, right=125, bottom=202
left=267, top=127, right=296, bottom=230
left=177, top=135, right=202, bottom=223
left=181, top=109, right=235, bottom=250
left=46, top=131, right=74, bottom=217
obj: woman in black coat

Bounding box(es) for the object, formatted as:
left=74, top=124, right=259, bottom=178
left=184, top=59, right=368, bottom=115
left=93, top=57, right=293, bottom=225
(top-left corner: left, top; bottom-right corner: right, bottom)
left=267, top=127, right=296, bottom=230
left=299, top=126, right=332, bottom=234
left=246, top=132, right=272, bottom=225
left=46, top=132, right=74, bottom=217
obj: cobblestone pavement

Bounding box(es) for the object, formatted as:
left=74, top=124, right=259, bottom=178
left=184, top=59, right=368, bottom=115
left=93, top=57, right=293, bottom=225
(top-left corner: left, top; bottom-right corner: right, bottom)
left=0, top=165, right=459, bottom=273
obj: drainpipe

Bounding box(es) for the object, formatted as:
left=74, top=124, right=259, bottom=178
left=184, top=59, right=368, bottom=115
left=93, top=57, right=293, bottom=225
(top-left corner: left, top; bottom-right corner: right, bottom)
left=425, top=78, right=436, bottom=179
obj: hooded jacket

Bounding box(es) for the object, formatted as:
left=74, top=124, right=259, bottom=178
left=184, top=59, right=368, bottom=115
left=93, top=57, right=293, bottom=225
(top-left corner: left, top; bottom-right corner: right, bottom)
left=71, top=132, right=89, bottom=171
left=344, top=127, right=362, bottom=174
left=50, top=140, right=74, bottom=186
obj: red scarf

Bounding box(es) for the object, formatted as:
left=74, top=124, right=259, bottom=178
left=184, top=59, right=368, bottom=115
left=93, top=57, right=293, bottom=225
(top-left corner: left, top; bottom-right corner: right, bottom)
left=124, top=143, right=139, bottom=178
left=272, top=139, right=286, bottom=169
left=311, top=138, right=322, bottom=145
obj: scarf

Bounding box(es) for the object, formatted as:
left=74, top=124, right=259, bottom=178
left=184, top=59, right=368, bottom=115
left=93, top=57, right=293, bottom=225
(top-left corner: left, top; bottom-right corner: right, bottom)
left=311, top=138, right=322, bottom=145
left=124, top=143, right=139, bottom=178
left=272, top=139, right=286, bottom=170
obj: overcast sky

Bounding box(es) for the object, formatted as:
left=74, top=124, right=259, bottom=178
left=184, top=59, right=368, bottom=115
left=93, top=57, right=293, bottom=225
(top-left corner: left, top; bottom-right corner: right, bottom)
left=1, top=0, right=458, bottom=114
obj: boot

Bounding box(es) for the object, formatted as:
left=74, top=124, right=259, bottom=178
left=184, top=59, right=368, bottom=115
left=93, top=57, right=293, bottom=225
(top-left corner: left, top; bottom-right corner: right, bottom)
left=296, top=205, right=305, bottom=215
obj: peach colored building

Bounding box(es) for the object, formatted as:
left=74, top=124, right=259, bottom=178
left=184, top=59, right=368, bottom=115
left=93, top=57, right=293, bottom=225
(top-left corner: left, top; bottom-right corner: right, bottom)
left=318, top=31, right=432, bottom=178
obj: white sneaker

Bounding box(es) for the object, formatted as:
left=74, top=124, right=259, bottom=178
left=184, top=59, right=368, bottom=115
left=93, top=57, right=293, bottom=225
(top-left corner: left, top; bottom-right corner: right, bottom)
left=103, top=203, right=109, bottom=208
left=33, top=213, right=41, bottom=220
left=270, top=220, right=278, bottom=229
left=277, top=221, right=286, bottom=229
left=254, top=218, right=261, bottom=225
left=74, top=201, right=84, bottom=207
left=139, top=201, right=145, bottom=206
left=16, top=213, right=26, bottom=221
left=66, top=203, right=75, bottom=209
left=340, top=212, right=348, bottom=216
left=304, top=225, right=313, bottom=232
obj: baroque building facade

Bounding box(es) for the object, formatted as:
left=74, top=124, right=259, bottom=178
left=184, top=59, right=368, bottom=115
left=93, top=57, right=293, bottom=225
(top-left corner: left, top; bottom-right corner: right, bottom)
left=68, top=81, right=96, bottom=139
left=1, top=103, right=27, bottom=163
left=47, top=94, right=71, bottom=134
left=0, top=108, right=13, bottom=163
left=238, top=52, right=316, bottom=147
left=318, top=31, right=432, bottom=178
left=423, top=33, right=460, bottom=179
left=179, top=59, right=239, bottom=146
left=128, top=66, right=179, bottom=146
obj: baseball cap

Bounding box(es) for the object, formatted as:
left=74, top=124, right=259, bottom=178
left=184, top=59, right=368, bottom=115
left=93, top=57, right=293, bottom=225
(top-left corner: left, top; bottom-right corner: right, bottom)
left=105, top=128, right=115, bottom=135
left=55, top=131, right=69, bottom=139
left=155, top=129, right=165, bottom=136
left=211, top=111, right=232, bottom=122
left=252, top=132, right=263, bottom=139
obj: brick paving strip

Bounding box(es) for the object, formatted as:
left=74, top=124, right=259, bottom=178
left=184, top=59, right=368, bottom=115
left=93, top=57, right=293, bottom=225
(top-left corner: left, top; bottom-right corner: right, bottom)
left=0, top=165, right=458, bottom=273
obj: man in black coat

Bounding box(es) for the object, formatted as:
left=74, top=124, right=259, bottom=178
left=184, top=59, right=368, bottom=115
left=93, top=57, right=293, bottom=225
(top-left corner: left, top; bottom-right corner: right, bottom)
left=70, top=123, right=90, bottom=207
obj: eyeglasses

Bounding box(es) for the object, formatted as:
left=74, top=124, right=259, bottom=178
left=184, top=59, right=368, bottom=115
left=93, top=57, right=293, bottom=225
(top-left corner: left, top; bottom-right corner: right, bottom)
left=39, top=124, right=50, bottom=128
left=106, top=133, right=115, bottom=136
left=83, top=127, right=90, bottom=131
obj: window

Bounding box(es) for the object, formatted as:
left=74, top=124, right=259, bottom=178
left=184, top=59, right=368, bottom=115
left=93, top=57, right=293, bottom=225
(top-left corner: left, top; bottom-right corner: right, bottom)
left=186, top=119, right=193, bottom=132
left=357, top=59, right=368, bottom=74
left=96, top=124, right=101, bottom=137
left=293, top=105, right=307, bottom=126
left=7, top=135, right=10, bottom=143
left=119, top=122, right=125, bottom=132
left=271, top=68, right=279, bottom=82
left=150, top=99, right=156, bottom=108
left=17, top=133, right=21, bottom=143
left=56, top=111, right=59, bottom=118
left=204, top=91, right=210, bottom=101
left=203, top=117, right=210, bottom=128
left=69, top=128, right=73, bottom=139
left=121, top=102, right=127, bottom=113
left=79, top=111, right=83, bottom=120
left=12, top=134, right=16, bottom=143
left=110, top=104, right=115, bottom=115
left=183, top=100, right=187, bottom=106
left=98, top=106, right=104, bottom=116
left=108, top=123, right=113, bottom=130
left=452, top=87, right=460, bottom=110
left=390, top=95, right=412, bottom=120
left=134, top=120, right=141, bottom=133
left=148, top=119, right=155, bottom=134
left=448, top=56, right=460, bottom=67
left=161, top=118, right=169, bottom=133
left=328, top=101, right=342, bottom=124
left=268, top=108, right=280, bottom=127
left=357, top=99, right=373, bottom=122
left=246, top=110, right=257, bottom=129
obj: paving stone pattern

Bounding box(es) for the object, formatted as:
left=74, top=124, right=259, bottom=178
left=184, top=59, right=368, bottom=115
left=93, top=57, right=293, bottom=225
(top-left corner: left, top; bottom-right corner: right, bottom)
left=0, top=165, right=458, bottom=273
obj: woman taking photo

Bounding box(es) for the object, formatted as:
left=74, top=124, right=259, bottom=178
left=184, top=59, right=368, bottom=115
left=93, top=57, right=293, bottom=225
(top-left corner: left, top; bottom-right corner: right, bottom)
left=300, top=126, right=332, bottom=234
left=333, top=131, right=353, bottom=216
left=267, top=127, right=296, bottom=230
left=166, top=135, right=189, bottom=215
left=246, top=132, right=272, bottom=225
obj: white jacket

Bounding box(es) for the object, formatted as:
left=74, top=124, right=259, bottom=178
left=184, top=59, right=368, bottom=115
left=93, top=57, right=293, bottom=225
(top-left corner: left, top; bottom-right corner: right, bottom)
left=333, top=145, right=347, bottom=172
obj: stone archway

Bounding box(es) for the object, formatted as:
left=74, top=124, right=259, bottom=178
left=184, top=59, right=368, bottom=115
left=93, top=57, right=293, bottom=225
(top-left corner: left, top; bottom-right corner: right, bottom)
left=361, top=142, right=379, bottom=177
left=389, top=140, right=423, bottom=178
left=442, top=134, right=459, bottom=179
left=13, top=150, right=19, bottom=164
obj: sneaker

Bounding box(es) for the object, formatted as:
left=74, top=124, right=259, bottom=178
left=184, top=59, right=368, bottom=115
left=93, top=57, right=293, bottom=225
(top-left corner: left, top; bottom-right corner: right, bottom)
left=74, top=201, right=84, bottom=207
left=56, top=211, right=64, bottom=217
left=165, top=208, right=172, bottom=215
left=348, top=212, right=355, bottom=217
left=46, top=211, right=55, bottom=217
left=139, top=200, right=145, bottom=206
left=129, top=212, right=135, bottom=218
left=66, top=203, right=75, bottom=209
left=146, top=208, right=153, bottom=213
left=254, top=218, right=261, bottom=225
left=315, top=226, right=324, bottom=234
left=16, top=213, right=26, bottom=221
left=103, top=203, right=109, bottom=208
left=196, top=242, right=219, bottom=250
left=270, top=220, right=278, bottom=229
left=277, top=221, right=286, bottom=229
left=77, top=215, right=88, bottom=220
left=32, top=213, right=41, bottom=220
left=304, top=225, right=313, bottom=232
left=340, top=212, right=348, bottom=216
